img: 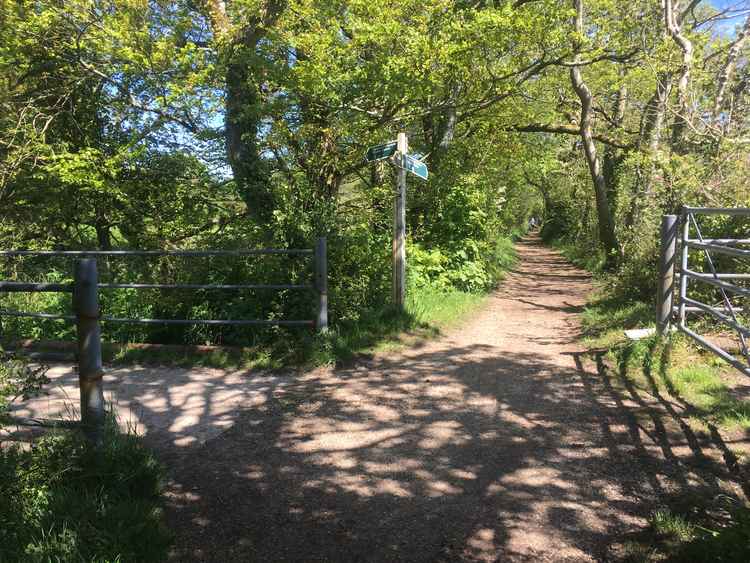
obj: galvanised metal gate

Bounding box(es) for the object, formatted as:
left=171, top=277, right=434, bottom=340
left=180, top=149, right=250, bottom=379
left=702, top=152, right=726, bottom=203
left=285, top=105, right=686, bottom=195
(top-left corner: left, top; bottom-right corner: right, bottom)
left=657, top=208, right=750, bottom=375
left=0, top=239, right=328, bottom=442
left=0, top=239, right=328, bottom=331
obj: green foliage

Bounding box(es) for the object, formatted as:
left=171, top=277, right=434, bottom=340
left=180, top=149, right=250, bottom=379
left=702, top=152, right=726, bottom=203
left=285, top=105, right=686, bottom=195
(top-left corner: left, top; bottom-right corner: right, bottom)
left=0, top=419, right=170, bottom=562
left=408, top=235, right=518, bottom=293
left=2, top=0, right=747, bottom=368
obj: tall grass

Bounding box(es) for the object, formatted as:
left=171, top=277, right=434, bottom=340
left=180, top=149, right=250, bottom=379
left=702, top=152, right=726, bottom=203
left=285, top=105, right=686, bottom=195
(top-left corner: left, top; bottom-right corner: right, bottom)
left=0, top=417, right=171, bottom=562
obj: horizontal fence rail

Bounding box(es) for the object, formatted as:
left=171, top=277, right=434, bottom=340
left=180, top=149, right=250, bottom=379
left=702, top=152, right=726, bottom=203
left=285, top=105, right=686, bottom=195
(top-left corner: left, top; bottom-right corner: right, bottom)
left=0, top=249, right=313, bottom=257
left=657, top=209, right=750, bottom=376
left=0, top=309, right=76, bottom=321
left=0, top=310, right=314, bottom=326
left=97, top=283, right=312, bottom=290
left=100, top=317, right=314, bottom=326
left=685, top=241, right=750, bottom=259
left=0, top=282, right=73, bottom=292
left=681, top=207, right=750, bottom=216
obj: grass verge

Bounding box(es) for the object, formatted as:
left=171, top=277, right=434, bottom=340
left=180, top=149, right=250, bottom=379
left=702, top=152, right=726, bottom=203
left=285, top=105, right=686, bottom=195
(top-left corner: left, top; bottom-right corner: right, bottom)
left=309, top=284, right=489, bottom=366
left=0, top=416, right=171, bottom=562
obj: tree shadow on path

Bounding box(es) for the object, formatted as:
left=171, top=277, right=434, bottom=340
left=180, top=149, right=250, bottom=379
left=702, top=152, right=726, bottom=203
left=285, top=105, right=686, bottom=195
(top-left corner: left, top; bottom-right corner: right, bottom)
left=158, top=235, right=749, bottom=562
left=163, top=347, right=749, bottom=562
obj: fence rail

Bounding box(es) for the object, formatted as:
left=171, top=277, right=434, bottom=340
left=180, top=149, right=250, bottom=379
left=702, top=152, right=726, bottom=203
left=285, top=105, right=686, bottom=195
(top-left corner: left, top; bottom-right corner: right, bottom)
left=0, top=249, right=313, bottom=257
left=657, top=209, right=750, bottom=376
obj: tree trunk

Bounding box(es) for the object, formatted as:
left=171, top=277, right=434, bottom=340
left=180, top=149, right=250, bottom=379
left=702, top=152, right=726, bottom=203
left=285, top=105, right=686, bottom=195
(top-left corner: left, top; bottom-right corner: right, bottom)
left=95, top=223, right=111, bottom=251
left=626, top=74, right=671, bottom=228
left=570, top=0, right=619, bottom=267
left=225, top=56, right=273, bottom=223
left=664, top=0, right=693, bottom=151
left=198, top=0, right=286, bottom=225
left=602, top=83, right=627, bottom=218
left=714, top=13, right=750, bottom=128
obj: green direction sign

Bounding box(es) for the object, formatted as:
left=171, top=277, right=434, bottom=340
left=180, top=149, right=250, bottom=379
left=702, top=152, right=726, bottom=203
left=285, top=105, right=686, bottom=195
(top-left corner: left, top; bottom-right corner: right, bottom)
left=403, top=154, right=428, bottom=180
left=365, top=141, right=397, bottom=162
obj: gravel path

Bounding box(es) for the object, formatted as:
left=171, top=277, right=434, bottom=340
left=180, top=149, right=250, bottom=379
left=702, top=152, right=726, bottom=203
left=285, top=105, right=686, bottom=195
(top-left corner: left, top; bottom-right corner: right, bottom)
left=165, top=235, right=748, bottom=562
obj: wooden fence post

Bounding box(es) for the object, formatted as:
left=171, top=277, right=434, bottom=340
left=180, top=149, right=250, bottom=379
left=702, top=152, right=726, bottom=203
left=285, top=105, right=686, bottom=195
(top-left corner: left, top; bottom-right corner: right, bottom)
left=657, top=214, right=678, bottom=335
left=393, top=132, right=407, bottom=309
left=315, top=237, right=328, bottom=333
left=74, top=259, right=105, bottom=444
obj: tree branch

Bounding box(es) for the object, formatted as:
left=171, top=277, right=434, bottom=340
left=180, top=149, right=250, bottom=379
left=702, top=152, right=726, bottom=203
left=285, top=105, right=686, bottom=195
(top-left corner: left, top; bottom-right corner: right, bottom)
left=509, top=123, right=632, bottom=149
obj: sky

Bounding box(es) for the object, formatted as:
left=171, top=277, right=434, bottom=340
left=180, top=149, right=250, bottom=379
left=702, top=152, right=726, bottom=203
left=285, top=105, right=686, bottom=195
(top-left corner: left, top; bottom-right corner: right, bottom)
left=708, top=0, right=750, bottom=36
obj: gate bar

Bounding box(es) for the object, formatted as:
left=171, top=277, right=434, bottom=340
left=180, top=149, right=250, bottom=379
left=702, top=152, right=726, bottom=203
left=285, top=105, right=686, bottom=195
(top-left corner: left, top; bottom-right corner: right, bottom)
left=681, top=297, right=750, bottom=337
left=693, top=239, right=750, bottom=245
left=97, top=283, right=311, bottom=290
left=0, top=249, right=312, bottom=257
left=682, top=207, right=750, bottom=216
left=678, top=324, right=750, bottom=376
left=685, top=241, right=750, bottom=259
left=0, top=282, right=73, bottom=292
left=680, top=272, right=750, bottom=280
left=683, top=269, right=750, bottom=297
left=676, top=305, right=746, bottom=313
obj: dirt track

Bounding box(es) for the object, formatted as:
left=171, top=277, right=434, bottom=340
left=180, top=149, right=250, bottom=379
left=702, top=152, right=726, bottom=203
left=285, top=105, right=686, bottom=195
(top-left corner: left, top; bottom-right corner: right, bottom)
left=159, top=236, right=746, bottom=561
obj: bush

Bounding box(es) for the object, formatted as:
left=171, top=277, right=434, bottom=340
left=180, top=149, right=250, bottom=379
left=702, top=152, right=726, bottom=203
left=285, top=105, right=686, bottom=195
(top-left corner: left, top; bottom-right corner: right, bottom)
left=0, top=419, right=171, bottom=562
left=408, top=235, right=518, bottom=293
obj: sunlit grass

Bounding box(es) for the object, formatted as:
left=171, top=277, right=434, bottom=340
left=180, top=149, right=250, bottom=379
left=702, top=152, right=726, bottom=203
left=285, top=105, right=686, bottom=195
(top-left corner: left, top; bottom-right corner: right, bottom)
left=666, top=362, right=750, bottom=431
left=578, top=289, right=653, bottom=349
left=408, top=285, right=486, bottom=329
left=315, top=284, right=490, bottom=364
left=651, top=509, right=697, bottom=543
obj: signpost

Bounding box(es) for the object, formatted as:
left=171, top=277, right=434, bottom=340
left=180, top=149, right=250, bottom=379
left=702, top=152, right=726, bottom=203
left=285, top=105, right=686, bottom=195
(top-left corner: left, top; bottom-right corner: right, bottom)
left=393, top=133, right=407, bottom=308
left=402, top=154, right=428, bottom=180
left=365, top=133, right=428, bottom=310
left=365, top=141, right=397, bottom=162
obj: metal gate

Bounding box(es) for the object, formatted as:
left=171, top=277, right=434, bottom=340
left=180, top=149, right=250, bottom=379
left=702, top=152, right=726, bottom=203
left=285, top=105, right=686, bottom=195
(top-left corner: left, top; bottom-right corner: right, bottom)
left=657, top=207, right=750, bottom=375
left=0, top=240, right=328, bottom=442
left=0, top=239, right=328, bottom=332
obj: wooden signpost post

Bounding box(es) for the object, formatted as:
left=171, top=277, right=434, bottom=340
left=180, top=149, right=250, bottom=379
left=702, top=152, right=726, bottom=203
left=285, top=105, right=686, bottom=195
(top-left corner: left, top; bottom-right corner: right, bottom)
left=365, top=132, right=428, bottom=310
left=393, top=132, right=408, bottom=307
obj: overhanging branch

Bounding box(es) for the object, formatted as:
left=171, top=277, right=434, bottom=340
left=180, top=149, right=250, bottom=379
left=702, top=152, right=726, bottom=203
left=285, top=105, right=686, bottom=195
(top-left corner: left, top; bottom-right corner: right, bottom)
left=508, top=123, right=633, bottom=149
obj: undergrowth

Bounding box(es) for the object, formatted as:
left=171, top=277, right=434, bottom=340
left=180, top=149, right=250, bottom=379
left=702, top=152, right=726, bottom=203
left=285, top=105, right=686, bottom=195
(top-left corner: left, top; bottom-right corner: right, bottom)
left=622, top=499, right=750, bottom=562
left=0, top=418, right=171, bottom=562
